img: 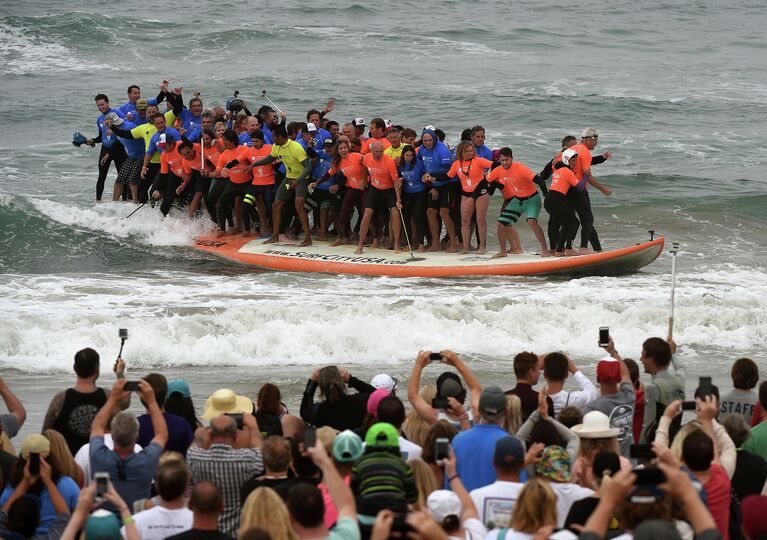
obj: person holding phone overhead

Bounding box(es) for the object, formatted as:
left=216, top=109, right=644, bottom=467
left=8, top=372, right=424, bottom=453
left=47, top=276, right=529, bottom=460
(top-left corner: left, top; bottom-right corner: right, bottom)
left=407, top=350, right=482, bottom=431
left=0, top=434, right=79, bottom=535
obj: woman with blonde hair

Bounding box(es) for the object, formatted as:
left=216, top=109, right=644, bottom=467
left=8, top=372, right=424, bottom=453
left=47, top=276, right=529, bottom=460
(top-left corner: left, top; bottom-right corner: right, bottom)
left=570, top=412, right=631, bottom=490
left=239, top=487, right=298, bottom=540
left=43, top=429, right=84, bottom=487
left=486, top=478, right=558, bottom=540
left=409, top=458, right=441, bottom=511
left=502, top=395, right=523, bottom=435
left=403, top=383, right=437, bottom=447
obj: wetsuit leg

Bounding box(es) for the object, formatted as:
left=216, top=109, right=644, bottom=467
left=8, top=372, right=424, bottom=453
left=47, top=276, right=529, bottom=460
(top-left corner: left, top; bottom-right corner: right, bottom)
left=205, top=179, right=226, bottom=224
left=96, top=146, right=112, bottom=201
left=111, top=141, right=126, bottom=173
left=216, top=181, right=240, bottom=231
left=544, top=192, right=579, bottom=252
left=583, top=191, right=602, bottom=251
left=160, top=173, right=182, bottom=216
left=138, top=163, right=160, bottom=203
left=567, top=189, right=593, bottom=249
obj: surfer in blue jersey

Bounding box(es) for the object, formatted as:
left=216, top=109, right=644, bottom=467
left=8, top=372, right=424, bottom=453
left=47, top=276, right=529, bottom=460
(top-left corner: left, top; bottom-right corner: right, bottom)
left=85, top=94, right=127, bottom=201
left=418, top=128, right=458, bottom=252
left=178, top=95, right=203, bottom=136
left=307, top=138, right=338, bottom=240
left=399, top=145, right=428, bottom=252
left=118, top=83, right=162, bottom=122
left=111, top=116, right=145, bottom=202
left=238, top=116, right=273, bottom=146
left=184, top=110, right=214, bottom=143
left=470, top=126, right=494, bottom=161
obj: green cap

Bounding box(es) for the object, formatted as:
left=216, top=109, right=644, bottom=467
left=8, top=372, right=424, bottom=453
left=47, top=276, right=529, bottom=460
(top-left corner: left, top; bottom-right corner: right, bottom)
left=85, top=509, right=121, bottom=539
left=333, top=429, right=363, bottom=463
left=365, top=422, right=400, bottom=449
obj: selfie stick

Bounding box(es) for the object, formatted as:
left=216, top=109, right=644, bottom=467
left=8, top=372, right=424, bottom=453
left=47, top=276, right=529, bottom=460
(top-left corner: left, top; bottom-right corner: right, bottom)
left=668, top=242, right=680, bottom=340
left=261, top=90, right=283, bottom=115
left=118, top=337, right=126, bottom=358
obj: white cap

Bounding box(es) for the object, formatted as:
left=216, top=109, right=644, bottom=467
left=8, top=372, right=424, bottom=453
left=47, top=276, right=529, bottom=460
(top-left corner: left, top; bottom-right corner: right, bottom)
left=384, top=119, right=392, bottom=129
left=562, top=148, right=578, bottom=166
left=370, top=374, right=396, bottom=393
left=423, top=125, right=436, bottom=132
left=427, top=490, right=462, bottom=523
left=158, top=133, right=167, bottom=147
left=581, top=127, right=599, bottom=138
left=306, top=122, right=318, bottom=132
left=353, top=117, right=366, bottom=127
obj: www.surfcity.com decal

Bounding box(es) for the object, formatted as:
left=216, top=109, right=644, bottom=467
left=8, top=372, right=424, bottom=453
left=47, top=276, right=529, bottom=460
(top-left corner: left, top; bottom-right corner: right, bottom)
left=263, top=249, right=412, bottom=265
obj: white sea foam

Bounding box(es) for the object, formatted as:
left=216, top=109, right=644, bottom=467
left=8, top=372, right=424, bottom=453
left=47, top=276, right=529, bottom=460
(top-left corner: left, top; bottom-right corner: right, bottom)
left=0, top=22, right=114, bottom=76
left=27, top=198, right=216, bottom=247
left=1, top=261, right=764, bottom=374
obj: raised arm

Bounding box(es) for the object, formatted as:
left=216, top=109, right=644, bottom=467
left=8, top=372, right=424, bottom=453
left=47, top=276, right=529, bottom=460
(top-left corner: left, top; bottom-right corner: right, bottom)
left=300, top=370, right=320, bottom=424
left=441, top=350, right=481, bottom=419
left=0, top=377, right=26, bottom=429
left=138, top=380, right=168, bottom=449
left=407, top=351, right=438, bottom=425
left=444, top=446, right=479, bottom=522
left=306, top=439, right=357, bottom=520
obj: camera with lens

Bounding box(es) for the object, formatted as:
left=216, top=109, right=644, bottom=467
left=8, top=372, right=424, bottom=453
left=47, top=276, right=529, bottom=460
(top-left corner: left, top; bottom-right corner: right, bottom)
left=226, top=90, right=244, bottom=113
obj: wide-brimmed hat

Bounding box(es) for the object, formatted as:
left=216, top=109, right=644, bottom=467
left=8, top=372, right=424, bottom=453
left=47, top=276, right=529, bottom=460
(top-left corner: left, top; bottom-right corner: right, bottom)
left=572, top=411, right=620, bottom=439
left=202, top=389, right=252, bottom=420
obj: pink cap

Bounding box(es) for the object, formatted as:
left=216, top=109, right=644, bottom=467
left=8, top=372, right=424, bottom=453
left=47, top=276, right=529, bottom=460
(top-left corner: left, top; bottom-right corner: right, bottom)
left=367, top=388, right=390, bottom=416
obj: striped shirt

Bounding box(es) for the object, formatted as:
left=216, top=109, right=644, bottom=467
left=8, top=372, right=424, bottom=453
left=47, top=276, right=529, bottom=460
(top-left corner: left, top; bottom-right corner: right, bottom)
left=351, top=449, right=417, bottom=515
left=187, top=444, right=263, bottom=537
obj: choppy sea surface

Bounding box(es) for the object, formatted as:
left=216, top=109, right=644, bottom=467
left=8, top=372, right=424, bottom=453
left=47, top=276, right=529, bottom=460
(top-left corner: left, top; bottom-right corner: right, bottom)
left=1, top=1, right=765, bottom=433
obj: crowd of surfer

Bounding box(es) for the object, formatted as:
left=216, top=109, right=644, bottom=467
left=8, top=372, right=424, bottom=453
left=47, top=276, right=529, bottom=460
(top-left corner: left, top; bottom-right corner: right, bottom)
left=79, top=82, right=615, bottom=258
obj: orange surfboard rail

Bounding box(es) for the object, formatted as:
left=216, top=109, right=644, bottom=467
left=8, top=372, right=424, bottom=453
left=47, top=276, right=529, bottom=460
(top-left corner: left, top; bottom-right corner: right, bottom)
left=192, top=234, right=665, bottom=278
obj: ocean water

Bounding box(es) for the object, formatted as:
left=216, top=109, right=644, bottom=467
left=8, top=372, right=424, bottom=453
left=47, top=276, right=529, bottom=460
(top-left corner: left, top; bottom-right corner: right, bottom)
left=1, top=1, right=766, bottom=432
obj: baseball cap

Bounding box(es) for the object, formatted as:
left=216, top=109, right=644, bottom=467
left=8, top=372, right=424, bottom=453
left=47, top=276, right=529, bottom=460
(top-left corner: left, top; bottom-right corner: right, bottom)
left=136, top=99, right=148, bottom=110
left=333, top=430, right=363, bottom=463
left=384, top=119, right=393, bottom=129
left=581, top=127, right=599, bottom=138
left=105, top=112, right=124, bottom=126
left=596, top=357, right=622, bottom=384
left=493, top=436, right=525, bottom=466
left=306, top=122, right=318, bottom=132
left=352, top=117, right=366, bottom=127
left=21, top=434, right=51, bottom=459
left=427, top=490, right=462, bottom=524
left=479, top=386, right=506, bottom=421
left=85, top=509, right=122, bottom=540
left=423, top=125, right=436, bottom=132
left=561, top=148, right=578, bottom=166
left=367, top=388, right=390, bottom=416
left=370, top=373, right=396, bottom=393
left=323, top=138, right=334, bottom=146
left=436, top=372, right=464, bottom=399
left=167, top=379, right=191, bottom=398
left=364, top=422, right=399, bottom=449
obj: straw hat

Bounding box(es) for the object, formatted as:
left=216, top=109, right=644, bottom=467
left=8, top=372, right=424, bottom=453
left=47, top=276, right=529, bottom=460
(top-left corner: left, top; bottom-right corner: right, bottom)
left=202, top=389, right=252, bottom=421
left=572, top=411, right=620, bottom=439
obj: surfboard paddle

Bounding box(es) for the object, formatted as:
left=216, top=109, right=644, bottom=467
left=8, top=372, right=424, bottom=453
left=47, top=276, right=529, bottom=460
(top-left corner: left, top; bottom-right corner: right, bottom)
left=398, top=207, right=426, bottom=262
left=124, top=202, right=147, bottom=219
left=668, top=242, right=680, bottom=340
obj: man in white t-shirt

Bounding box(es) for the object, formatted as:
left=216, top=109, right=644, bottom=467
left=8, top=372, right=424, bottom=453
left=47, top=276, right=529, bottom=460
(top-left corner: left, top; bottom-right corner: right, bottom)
left=543, top=353, right=599, bottom=416
left=122, top=457, right=193, bottom=539
left=470, top=436, right=530, bottom=529
left=74, top=433, right=141, bottom=486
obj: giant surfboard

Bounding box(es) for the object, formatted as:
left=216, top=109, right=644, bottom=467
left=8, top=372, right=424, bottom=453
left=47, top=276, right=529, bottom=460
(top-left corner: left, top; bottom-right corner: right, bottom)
left=192, top=234, right=665, bottom=278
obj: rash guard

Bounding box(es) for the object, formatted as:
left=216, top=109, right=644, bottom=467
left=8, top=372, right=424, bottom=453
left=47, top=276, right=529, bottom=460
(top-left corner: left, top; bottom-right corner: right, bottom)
left=416, top=129, right=454, bottom=187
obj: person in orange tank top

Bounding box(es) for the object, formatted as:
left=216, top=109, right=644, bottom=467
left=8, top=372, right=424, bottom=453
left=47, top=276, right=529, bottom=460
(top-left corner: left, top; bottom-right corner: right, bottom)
left=487, top=147, right=550, bottom=258
left=443, top=141, right=493, bottom=254
left=241, top=130, right=276, bottom=236
left=178, top=134, right=216, bottom=218
left=208, top=130, right=252, bottom=235
left=315, top=140, right=368, bottom=246
left=157, top=134, right=192, bottom=217
left=355, top=141, right=402, bottom=254
left=360, top=118, right=392, bottom=155
left=544, top=149, right=581, bottom=256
